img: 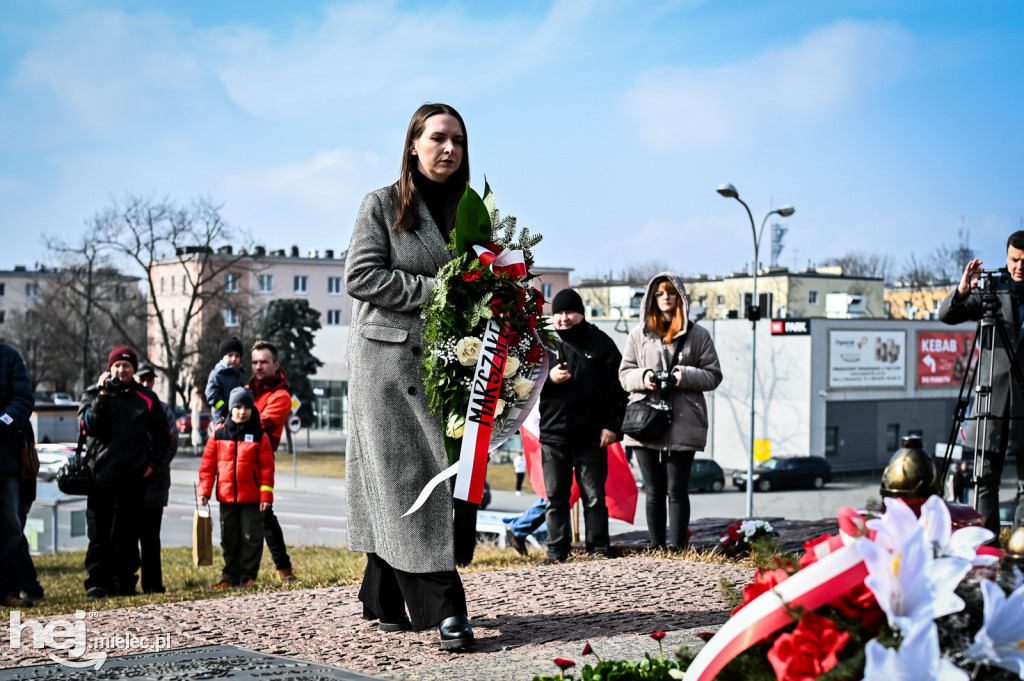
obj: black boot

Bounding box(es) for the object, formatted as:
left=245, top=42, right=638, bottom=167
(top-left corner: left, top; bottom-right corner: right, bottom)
left=438, top=614, right=475, bottom=650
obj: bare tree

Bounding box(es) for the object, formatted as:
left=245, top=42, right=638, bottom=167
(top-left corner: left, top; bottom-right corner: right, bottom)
left=618, top=260, right=675, bottom=284
left=73, top=195, right=259, bottom=410
left=820, top=251, right=894, bottom=281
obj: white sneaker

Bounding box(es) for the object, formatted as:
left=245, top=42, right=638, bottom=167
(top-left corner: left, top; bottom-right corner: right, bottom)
left=515, top=491, right=522, bottom=496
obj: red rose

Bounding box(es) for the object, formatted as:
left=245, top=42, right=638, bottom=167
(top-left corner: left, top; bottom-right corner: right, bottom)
left=527, top=315, right=537, bottom=330
left=462, top=269, right=482, bottom=282
left=829, top=582, right=886, bottom=631
left=766, top=612, right=849, bottom=681
left=534, top=287, right=545, bottom=305
left=526, top=343, right=545, bottom=364
left=490, top=298, right=504, bottom=316
left=508, top=330, right=521, bottom=347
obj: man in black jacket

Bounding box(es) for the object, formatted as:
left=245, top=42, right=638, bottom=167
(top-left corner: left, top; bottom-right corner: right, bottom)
left=78, top=346, right=170, bottom=599
left=539, top=289, right=626, bottom=562
left=0, top=343, right=35, bottom=608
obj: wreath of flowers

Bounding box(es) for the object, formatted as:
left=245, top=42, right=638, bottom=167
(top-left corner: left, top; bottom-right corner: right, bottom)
left=719, top=519, right=778, bottom=556
left=420, top=181, right=556, bottom=463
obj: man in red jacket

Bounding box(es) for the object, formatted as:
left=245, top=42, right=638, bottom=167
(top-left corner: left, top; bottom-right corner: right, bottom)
left=248, top=340, right=295, bottom=580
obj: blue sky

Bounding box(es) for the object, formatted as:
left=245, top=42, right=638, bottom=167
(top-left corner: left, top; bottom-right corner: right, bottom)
left=2, top=1, right=1022, bottom=280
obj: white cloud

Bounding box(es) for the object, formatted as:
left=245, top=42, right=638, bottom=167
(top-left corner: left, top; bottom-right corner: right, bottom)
left=624, top=19, right=915, bottom=152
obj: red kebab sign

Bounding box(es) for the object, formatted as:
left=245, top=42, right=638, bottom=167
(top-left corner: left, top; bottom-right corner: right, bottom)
left=916, top=331, right=976, bottom=387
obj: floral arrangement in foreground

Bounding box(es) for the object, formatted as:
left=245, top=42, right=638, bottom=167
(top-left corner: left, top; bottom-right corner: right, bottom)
left=532, top=633, right=691, bottom=681
left=420, top=181, right=555, bottom=464
left=718, top=519, right=777, bottom=556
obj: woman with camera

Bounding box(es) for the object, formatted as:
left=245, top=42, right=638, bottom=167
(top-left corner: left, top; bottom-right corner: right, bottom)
left=619, top=274, right=722, bottom=550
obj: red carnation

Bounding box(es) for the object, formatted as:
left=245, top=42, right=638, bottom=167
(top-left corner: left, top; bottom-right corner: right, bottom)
left=650, top=631, right=666, bottom=641
left=534, top=287, right=545, bottom=305
left=553, top=658, right=575, bottom=670
left=526, top=343, right=545, bottom=364
left=733, top=568, right=790, bottom=616
left=829, top=582, right=886, bottom=631
left=490, top=298, right=504, bottom=316
left=766, top=612, right=849, bottom=681
left=508, top=329, right=521, bottom=347
left=527, top=315, right=537, bottom=330
left=462, top=269, right=482, bottom=283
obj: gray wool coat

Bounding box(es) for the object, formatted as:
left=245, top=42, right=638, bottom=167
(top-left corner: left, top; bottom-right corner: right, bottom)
left=344, top=185, right=455, bottom=574
left=619, top=272, right=723, bottom=452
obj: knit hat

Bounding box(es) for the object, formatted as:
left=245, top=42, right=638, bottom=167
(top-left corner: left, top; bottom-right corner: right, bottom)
left=108, top=345, right=138, bottom=371
left=219, top=336, right=244, bottom=357
left=228, top=387, right=255, bottom=411
left=551, top=289, right=585, bottom=316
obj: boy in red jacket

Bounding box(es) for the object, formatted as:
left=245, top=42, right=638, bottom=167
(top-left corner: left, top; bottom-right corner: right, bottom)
left=198, top=387, right=274, bottom=588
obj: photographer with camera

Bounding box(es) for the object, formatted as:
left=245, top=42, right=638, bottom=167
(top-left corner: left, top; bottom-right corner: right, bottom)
left=939, top=232, right=1024, bottom=536
left=539, top=289, right=627, bottom=563
left=78, top=346, right=170, bottom=599
left=619, top=273, right=722, bottom=550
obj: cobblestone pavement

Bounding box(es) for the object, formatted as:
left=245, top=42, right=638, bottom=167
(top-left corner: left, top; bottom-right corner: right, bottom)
left=0, top=557, right=751, bottom=680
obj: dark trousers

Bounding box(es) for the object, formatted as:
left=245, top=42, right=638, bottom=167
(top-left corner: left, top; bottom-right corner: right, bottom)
left=16, top=480, right=43, bottom=598
left=452, top=498, right=478, bottom=566
left=635, top=448, right=695, bottom=548
left=974, top=448, right=1024, bottom=536
left=221, top=502, right=264, bottom=584
left=359, top=552, right=467, bottom=631
left=0, top=476, right=35, bottom=600
left=541, top=443, right=609, bottom=558
left=85, top=484, right=144, bottom=594
left=515, top=472, right=525, bottom=492
left=262, top=507, right=291, bottom=570
left=139, top=506, right=165, bottom=593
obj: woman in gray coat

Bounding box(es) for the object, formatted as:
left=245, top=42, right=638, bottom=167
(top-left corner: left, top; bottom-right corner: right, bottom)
left=619, top=273, right=722, bottom=549
left=344, top=103, right=474, bottom=650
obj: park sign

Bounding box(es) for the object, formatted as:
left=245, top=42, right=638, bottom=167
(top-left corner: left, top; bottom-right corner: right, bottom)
left=770, top=318, right=810, bottom=335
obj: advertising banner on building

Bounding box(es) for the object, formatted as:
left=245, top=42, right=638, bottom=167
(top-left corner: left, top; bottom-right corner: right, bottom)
left=828, top=330, right=906, bottom=388
left=916, top=331, right=976, bottom=387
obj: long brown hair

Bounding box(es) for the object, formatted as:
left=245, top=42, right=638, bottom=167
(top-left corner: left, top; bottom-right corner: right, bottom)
left=392, top=103, right=470, bottom=233
left=646, top=279, right=685, bottom=344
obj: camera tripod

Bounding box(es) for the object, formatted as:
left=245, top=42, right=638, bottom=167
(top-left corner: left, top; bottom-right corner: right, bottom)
left=941, top=277, right=1024, bottom=512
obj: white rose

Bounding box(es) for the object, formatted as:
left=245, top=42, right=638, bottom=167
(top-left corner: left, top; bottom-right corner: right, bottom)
left=446, top=413, right=465, bottom=439
left=495, top=399, right=506, bottom=417
left=503, top=356, right=521, bottom=378
left=455, top=337, right=483, bottom=366
left=511, top=376, right=535, bottom=399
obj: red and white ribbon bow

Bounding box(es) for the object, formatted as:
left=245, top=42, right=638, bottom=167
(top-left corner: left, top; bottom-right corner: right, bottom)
left=473, top=244, right=527, bottom=281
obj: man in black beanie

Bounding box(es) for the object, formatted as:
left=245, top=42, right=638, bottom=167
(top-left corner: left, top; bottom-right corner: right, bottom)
left=539, top=288, right=627, bottom=563
left=206, top=336, right=247, bottom=427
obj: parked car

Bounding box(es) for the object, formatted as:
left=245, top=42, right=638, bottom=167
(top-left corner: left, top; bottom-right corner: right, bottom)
left=733, top=456, right=833, bottom=492
left=36, top=443, right=77, bottom=482
left=176, top=412, right=212, bottom=436
left=689, top=458, right=725, bottom=492
left=51, top=392, right=76, bottom=405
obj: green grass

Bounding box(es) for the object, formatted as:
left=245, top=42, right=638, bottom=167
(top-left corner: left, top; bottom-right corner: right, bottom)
left=10, top=544, right=748, bottom=618
left=289, top=452, right=535, bottom=494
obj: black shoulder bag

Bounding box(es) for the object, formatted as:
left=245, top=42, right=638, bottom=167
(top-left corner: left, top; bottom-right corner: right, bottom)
left=620, top=335, right=686, bottom=441
left=56, top=431, right=92, bottom=496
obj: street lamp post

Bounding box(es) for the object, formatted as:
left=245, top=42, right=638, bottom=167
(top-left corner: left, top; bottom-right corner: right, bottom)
left=716, top=183, right=795, bottom=518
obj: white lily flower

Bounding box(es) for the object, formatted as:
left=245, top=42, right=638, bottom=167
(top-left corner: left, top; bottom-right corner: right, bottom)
left=868, top=496, right=995, bottom=566
left=862, top=621, right=968, bottom=681
left=860, top=526, right=971, bottom=632
left=964, top=580, right=1024, bottom=675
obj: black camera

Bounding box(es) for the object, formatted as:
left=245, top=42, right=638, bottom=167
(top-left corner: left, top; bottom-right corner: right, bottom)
left=978, top=269, right=1011, bottom=293
left=103, top=375, right=123, bottom=391
left=651, top=370, right=675, bottom=392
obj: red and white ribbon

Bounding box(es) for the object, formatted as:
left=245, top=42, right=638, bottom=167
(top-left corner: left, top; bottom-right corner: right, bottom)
left=473, top=244, right=527, bottom=280
left=682, top=539, right=870, bottom=681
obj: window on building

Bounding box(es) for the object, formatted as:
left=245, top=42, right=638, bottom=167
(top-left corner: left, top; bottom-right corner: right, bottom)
left=160, top=277, right=165, bottom=294
left=328, top=277, right=342, bottom=295
left=223, top=309, right=239, bottom=327
left=171, top=309, right=175, bottom=325
left=886, top=424, right=900, bottom=451
left=716, top=295, right=725, bottom=305
left=258, top=274, right=273, bottom=293
left=326, top=309, right=342, bottom=325
left=25, top=310, right=35, bottom=324
left=0, top=282, right=4, bottom=297
left=171, top=276, right=175, bottom=293
left=25, top=282, right=39, bottom=299
left=294, top=275, right=308, bottom=294
left=115, top=285, right=126, bottom=302
left=225, top=273, right=239, bottom=293
left=825, top=426, right=839, bottom=456
left=0, top=311, right=5, bottom=324
left=541, top=283, right=553, bottom=300
left=808, top=290, right=818, bottom=305
left=259, top=308, right=268, bottom=320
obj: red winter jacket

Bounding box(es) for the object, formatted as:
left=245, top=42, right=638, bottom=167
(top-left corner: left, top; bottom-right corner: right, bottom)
left=198, top=412, right=275, bottom=504
left=249, top=371, right=290, bottom=452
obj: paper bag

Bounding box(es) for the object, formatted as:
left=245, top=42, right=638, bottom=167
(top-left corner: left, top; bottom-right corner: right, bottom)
left=192, top=506, right=213, bottom=566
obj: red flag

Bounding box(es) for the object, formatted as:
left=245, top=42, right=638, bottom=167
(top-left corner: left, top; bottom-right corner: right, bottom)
left=520, top=408, right=637, bottom=523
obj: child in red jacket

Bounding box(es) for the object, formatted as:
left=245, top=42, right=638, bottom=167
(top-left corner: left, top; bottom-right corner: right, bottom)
left=198, top=387, right=275, bottom=588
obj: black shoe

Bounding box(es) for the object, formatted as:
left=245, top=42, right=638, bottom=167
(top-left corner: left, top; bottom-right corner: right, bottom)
left=438, top=615, right=475, bottom=650
left=505, top=529, right=528, bottom=557
left=21, top=590, right=45, bottom=603
left=85, top=587, right=108, bottom=601
left=540, top=556, right=566, bottom=566
left=379, top=615, right=412, bottom=632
